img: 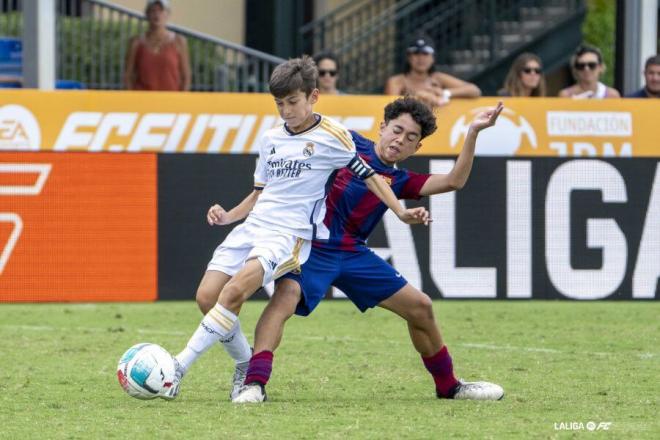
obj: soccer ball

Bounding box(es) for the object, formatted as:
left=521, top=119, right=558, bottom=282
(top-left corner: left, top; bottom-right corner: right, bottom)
left=117, top=343, right=176, bottom=400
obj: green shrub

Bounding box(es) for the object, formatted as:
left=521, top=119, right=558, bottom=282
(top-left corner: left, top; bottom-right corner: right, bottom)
left=582, top=0, right=616, bottom=86
left=1, top=13, right=226, bottom=90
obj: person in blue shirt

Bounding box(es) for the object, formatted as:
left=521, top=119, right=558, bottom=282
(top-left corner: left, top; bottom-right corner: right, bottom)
left=233, top=97, right=506, bottom=403
left=626, top=55, right=660, bottom=98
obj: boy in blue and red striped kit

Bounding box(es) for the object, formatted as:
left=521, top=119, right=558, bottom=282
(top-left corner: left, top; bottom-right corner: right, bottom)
left=233, top=97, right=506, bottom=403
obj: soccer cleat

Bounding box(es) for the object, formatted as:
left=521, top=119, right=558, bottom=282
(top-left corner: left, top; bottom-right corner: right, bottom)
left=229, top=359, right=250, bottom=401
left=160, top=357, right=184, bottom=401
left=445, top=380, right=504, bottom=401
left=231, top=382, right=267, bottom=403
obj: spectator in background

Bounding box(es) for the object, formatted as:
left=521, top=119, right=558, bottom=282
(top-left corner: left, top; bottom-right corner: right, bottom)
left=559, top=45, right=619, bottom=99
left=626, top=55, right=660, bottom=98
left=313, top=52, right=344, bottom=95
left=124, top=0, right=191, bottom=91
left=498, top=53, right=546, bottom=97
left=385, top=35, right=480, bottom=108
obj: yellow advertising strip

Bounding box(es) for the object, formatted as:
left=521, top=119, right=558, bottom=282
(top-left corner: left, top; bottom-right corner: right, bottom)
left=0, top=90, right=658, bottom=157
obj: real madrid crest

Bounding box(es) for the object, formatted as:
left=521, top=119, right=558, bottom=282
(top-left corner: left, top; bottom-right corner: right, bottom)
left=303, top=142, right=315, bottom=157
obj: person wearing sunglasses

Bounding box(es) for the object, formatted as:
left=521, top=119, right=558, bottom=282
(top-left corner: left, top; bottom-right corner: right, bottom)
left=626, top=54, right=660, bottom=98
left=385, top=34, right=481, bottom=108
left=559, top=45, right=620, bottom=99
left=313, top=52, right=344, bottom=95
left=498, top=53, right=546, bottom=97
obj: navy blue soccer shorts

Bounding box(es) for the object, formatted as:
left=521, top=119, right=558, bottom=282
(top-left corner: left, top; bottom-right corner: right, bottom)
left=280, top=246, right=408, bottom=316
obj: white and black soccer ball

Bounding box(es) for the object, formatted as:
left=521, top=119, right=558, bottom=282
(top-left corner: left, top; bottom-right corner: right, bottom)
left=117, top=343, right=176, bottom=400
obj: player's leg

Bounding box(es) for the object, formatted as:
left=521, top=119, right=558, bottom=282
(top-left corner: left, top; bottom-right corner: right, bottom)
left=174, top=269, right=253, bottom=400
left=164, top=224, right=262, bottom=400
left=233, top=247, right=338, bottom=403
left=195, top=269, right=231, bottom=314
left=378, top=284, right=443, bottom=356
left=231, top=278, right=301, bottom=403
left=179, top=258, right=264, bottom=375
left=188, top=229, right=309, bottom=387
left=253, top=278, right=301, bottom=353
left=379, top=286, right=503, bottom=400
left=336, top=250, right=503, bottom=400
left=377, top=285, right=459, bottom=396
left=332, top=251, right=455, bottom=391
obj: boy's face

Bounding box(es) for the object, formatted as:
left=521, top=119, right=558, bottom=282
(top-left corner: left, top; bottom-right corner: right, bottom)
left=377, top=113, right=423, bottom=164
left=274, top=89, right=319, bottom=130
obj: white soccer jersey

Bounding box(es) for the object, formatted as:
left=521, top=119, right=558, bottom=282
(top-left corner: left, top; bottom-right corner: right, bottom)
left=245, top=114, right=360, bottom=240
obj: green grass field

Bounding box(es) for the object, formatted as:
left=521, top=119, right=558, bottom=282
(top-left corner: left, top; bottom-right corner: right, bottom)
left=0, top=301, right=657, bottom=439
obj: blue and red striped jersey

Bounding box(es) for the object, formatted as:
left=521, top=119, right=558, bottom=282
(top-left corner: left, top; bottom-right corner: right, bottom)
left=314, top=131, right=431, bottom=252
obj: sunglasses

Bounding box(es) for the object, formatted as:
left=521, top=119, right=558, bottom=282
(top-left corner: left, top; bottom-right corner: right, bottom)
left=574, top=61, right=599, bottom=71
left=318, top=69, right=337, bottom=77
left=522, top=67, right=542, bottom=74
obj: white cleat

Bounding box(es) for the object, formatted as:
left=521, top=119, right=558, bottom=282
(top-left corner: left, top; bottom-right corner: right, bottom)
left=232, top=383, right=267, bottom=404
left=160, top=358, right=184, bottom=401
left=450, top=380, right=504, bottom=401
left=229, top=359, right=250, bottom=401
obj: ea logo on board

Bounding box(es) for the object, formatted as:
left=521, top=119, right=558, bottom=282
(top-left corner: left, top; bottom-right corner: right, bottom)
left=0, top=105, right=41, bottom=151
left=449, top=107, right=537, bottom=156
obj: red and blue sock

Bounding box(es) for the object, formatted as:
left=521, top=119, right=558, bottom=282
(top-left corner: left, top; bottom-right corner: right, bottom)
left=422, top=346, right=459, bottom=398
left=244, top=350, right=274, bottom=386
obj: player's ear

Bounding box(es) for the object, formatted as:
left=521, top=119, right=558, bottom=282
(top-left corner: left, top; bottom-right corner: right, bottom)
left=309, top=88, right=320, bottom=104
left=379, top=121, right=386, bottom=134
left=415, top=141, right=423, bottom=151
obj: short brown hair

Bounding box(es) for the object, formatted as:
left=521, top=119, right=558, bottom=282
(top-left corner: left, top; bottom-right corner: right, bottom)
left=269, top=56, right=318, bottom=98
left=645, top=54, right=660, bottom=70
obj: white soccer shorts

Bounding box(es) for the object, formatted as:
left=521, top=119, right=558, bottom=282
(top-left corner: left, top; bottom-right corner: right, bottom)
left=207, top=222, right=311, bottom=286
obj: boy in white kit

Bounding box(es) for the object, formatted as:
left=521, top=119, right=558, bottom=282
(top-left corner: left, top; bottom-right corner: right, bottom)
left=162, top=56, right=429, bottom=400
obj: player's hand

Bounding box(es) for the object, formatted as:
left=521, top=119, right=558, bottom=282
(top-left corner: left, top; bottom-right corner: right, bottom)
left=469, top=101, right=504, bottom=132
left=398, top=206, right=432, bottom=226
left=207, top=204, right=230, bottom=225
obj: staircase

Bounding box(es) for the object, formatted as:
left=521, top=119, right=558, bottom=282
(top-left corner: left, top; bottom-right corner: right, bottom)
left=299, top=0, right=586, bottom=95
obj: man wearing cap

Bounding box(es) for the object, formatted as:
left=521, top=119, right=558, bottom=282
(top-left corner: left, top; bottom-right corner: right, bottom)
left=124, top=0, right=192, bottom=91
left=385, top=34, right=480, bottom=107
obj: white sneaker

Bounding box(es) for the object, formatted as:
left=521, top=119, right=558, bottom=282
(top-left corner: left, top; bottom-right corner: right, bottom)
left=450, top=380, right=504, bottom=401
left=229, top=359, right=250, bottom=401
left=160, top=357, right=184, bottom=401
left=232, top=383, right=267, bottom=403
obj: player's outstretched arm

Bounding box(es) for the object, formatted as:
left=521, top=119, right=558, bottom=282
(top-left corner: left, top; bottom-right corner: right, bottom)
left=364, top=174, right=430, bottom=225
left=419, top=101, right=503, bottom=196
left=207, top=189, right=262, bottom=226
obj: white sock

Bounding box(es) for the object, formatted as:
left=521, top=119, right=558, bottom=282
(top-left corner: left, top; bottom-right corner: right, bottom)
left=218, top=318, right=252, bottom=365
left=176, top=304, right=239, bottom=374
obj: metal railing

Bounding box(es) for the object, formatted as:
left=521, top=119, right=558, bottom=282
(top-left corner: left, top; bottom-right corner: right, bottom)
left=299, top=0, right=584, bottom=94
left=0, top=0, right=285, bottom=91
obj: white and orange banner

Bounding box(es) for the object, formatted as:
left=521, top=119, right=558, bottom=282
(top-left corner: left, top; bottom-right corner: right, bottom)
left=0, top=152, right=157, bottom=302
left=0, top=90, right=658, bottom=157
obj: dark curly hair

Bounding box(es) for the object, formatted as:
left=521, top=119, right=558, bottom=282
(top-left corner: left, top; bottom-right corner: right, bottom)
left=383, top=97, right=437, bottom=139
